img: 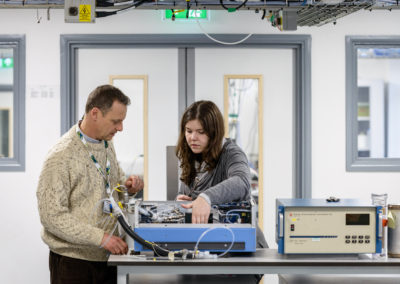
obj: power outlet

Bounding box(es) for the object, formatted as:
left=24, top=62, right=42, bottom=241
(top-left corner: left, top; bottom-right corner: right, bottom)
left=64, top=0, right=96, bottom=23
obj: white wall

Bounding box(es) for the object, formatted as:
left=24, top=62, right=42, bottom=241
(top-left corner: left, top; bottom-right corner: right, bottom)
left=1, top=8, right=400, bottom=284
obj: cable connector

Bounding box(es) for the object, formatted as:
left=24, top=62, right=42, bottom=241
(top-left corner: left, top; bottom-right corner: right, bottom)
left=168, top=251, right=175, bottom=261
left=196, top=251, right=217, bottom=259
left=109, top=196, right=123, bottom=216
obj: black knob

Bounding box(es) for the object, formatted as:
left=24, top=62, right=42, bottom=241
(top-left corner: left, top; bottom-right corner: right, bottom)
left=69, top=7, right=78, bottom=16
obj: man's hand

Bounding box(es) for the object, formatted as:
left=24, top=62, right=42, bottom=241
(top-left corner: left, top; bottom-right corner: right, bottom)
left=101, top=233, right=128, bottom=255
left=125, top=175, right=144, bottom=194
left=181, top=196, right=211, bottom=224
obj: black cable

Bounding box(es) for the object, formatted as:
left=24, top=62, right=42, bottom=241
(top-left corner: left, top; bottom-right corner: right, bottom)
left=261, top=9, right=266, bottom=20
left=117, top=215, right=195, bottom=258
left=117, top=215, right=169, bottom=256
left=186, top=1, right=190, bottom=18
left=219, top=0, right=249, bottom=11
left=171, top=9, right=176, bottom=21
left=96, top=0, right=115, bottom=7
left=96, top=11, right=117, bottom=18
left=116, top=0, right=148, bottom=10
left=96, top=0, right=148, bottom=18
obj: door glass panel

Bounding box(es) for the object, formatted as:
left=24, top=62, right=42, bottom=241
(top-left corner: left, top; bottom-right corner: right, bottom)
left=110, top=75, right=147, bottom=191
left=77, top=48, right=179, bottom=200
left=0, top=48, right=13, bottom=158
left=225, top=75, right=262, bottom=205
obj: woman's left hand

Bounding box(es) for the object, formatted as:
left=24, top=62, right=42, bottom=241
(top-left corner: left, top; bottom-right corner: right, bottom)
left=125, top=175, right=144, bottom=194
left=181, top=196, right=210, bottom=224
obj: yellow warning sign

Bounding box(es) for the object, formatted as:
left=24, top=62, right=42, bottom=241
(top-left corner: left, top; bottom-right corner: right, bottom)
left=79, top=5, right=92, bottom=22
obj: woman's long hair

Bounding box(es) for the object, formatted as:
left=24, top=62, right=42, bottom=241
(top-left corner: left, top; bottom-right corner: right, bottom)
left=176, top=100, right=225, bottom=186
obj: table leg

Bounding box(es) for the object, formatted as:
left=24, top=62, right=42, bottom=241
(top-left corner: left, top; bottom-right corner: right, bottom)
left=117, top=267, right=129, bottom=284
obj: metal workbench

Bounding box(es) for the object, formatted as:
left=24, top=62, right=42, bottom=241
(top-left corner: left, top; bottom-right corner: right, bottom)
left=108, top=249, right=400, bottom=284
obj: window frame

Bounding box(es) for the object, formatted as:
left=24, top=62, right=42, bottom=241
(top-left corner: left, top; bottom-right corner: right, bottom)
left=346, top=36, right=400, bottom=171
left=0, top=35, right=25, bottom=171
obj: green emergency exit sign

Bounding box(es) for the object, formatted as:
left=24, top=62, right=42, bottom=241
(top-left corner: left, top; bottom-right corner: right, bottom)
left=165, top=10, right=207, bottom=19
left=0, top=58, right=13, bottom=68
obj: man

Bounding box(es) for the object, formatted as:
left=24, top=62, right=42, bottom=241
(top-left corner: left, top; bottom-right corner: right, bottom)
left=37, top=85, right=143, bottom=284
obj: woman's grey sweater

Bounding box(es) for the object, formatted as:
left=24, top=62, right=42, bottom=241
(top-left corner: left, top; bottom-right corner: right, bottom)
left=178, top=138, right=250, bottom=204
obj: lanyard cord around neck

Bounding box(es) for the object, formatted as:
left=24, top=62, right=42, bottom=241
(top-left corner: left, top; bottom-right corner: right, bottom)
left=76, top=126, right=111, bottom=195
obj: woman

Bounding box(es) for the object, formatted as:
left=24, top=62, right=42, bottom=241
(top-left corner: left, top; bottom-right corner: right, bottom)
left=175, top=100, right=250, bottom=222
left=176, top=100, right=267, bottom=245
left=176, top=100, right=266, bottom=283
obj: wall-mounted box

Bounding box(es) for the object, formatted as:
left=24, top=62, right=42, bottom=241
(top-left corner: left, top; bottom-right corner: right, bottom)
left=64, top=0, right=95, bottom=23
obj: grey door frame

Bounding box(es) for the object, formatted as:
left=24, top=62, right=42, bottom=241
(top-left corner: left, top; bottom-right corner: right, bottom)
left=60, top=33, right=311, bottom=198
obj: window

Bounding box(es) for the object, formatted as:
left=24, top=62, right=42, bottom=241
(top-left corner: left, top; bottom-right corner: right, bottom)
left=0, top=35, right=25, bottom=171
left=346, top=36, right=400, bottom=171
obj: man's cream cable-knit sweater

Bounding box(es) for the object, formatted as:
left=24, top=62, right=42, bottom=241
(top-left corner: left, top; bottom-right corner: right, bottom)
left=37, top=125, right=126, bottom=261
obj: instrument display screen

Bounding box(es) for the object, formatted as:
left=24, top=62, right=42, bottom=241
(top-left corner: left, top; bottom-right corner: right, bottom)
left=346, top=213, right=370, bottom=225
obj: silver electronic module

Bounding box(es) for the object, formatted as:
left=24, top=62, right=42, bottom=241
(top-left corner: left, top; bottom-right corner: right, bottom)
left=126, top=200, right=257, bottom=253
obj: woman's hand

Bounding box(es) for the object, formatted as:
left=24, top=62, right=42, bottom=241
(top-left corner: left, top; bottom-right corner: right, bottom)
left=181, top=196, right=211, bottom=224
left=176, top=194, right=193, bottom=201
